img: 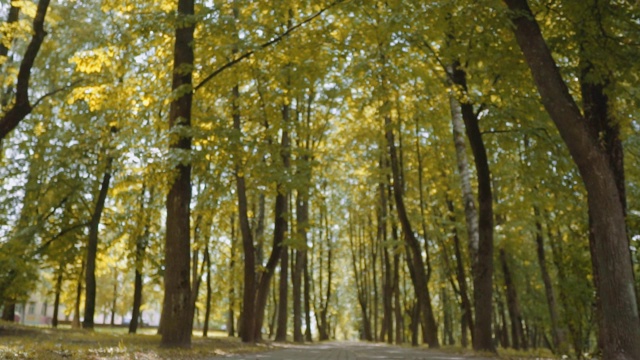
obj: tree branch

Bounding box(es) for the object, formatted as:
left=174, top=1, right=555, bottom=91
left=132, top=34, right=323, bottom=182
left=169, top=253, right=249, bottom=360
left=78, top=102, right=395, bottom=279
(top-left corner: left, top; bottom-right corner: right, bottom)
left=32, top=79, right=84, bottom=108
left=0, top=0, right=51, bottom=140
left=194, top=0, right=344, bottom=91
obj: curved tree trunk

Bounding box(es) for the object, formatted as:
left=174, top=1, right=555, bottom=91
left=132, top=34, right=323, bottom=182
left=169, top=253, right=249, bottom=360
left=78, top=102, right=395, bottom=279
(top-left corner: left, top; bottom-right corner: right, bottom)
left=502, top=1, right=640, bottom=357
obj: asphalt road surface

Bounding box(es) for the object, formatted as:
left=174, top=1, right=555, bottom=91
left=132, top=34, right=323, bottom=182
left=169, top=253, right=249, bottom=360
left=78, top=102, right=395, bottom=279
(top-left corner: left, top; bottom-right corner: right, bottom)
left=208, top=342, right=493, bottom=360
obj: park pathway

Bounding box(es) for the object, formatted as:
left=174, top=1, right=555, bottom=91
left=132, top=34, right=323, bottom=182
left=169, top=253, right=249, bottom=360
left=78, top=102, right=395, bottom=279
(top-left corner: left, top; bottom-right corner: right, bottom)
left=208, top=342, right=493, bottom=360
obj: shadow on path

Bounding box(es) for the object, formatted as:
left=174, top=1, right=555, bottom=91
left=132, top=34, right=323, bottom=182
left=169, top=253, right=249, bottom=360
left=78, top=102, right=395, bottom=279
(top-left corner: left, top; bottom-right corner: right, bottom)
left=207, top=341, right=494, bottom=360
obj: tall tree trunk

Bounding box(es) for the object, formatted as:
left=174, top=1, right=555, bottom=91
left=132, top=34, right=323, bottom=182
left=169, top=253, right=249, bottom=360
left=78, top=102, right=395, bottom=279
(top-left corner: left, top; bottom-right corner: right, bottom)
left=448, top=87, right=478, bottom=349
left=450, top=62, right=494, bottom=353
left=203, top=245, right=212, bottom=337
left=349, top=215, right=373, bottom=341
left=378, top=161, right=394, bottom=344
left=293, top=189, right=309, bottom=342
left=303, top=251, right=313, bottom=342
left=83, top=149, right=114, bottom=330
left=52, top=265, right=63, bottom=328
left=232, top=79, right=257, bottom=342
left=385, top=115, right=439, bottom=348
left=446, top=200, right=474, bottom=347
left=275, top=246, right=289, bottom=341
left=110, top=268, right=118, bottom=326
left=533, top=207, right=563, bottom=352
left=502, top=1, right=640, bottom=357
left=72, top=260, right=84, bottom=329
left=160, top=0, right=195, bottom=347
left=130, top=186, right=150, bottom=334
left=315, top=204, right=333, bottom=341
left=253, top=123, right=290, bottom=341
left=500, top=248, right=526, bottom=350
left=390, top=215, right=404, bottom=344
left=228, top=213, right=237, bottom=337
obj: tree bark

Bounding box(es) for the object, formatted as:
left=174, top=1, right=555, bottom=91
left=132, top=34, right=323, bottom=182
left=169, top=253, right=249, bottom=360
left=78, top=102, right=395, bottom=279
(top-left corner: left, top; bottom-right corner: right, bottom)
left=275, top=246, right=289, bottom=341
left=228, top=213, right=237, bottom=337
left=450, top=62, right=495, bottom=353
left=2, top=302, right=15, bottom=321
left=129, top=186, right=150, bottom=334
left=83, top=150, right=114, bottom=330
left=52, top=266, right=63, bottom=328
left=160, top=0, right=195, bottom=347
left=203, top=245, right=212, bottom=337
left=448, top=88, right=477, bottom=347
left=0, top=0, right=50, bottom=140
left=233, top=81, right=257, bottom=342
left=502, top=1, right=640, bottom=357
left=292, top=189, right=309, bottom=342
left=253, top=122, right=290, bottom=341
left=303, top=251, right=313, bottom=342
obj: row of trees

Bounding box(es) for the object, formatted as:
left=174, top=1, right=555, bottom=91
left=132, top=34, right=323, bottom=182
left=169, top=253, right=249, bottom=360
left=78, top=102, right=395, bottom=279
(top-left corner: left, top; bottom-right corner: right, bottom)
left=1, top=0, right=639, bottom=358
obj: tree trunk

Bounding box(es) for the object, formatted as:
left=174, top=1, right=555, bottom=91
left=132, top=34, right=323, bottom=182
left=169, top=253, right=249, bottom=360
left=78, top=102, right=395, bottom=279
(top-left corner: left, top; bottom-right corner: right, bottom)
left=228, top=213, right=237, bottom=337
left=129, top=186, right=150, bottom=334
left=292, top=190, right=308, bottom=342
left=275, top=246, right=289, bottom=341
left=390, top=217, right=404, bottom=345
left=2, top=302, right=15, bottom=322
left=253, top=123, right=290, bottom=341
left=315, top=204, right=333, bottom=341
left=72, top=261, right=84, bottom=329
left=378, top=167, right=394, bottom=344
left=500, top=248, right=526, bottom=350
left=385, top=115, right=439, bottom=348
left=203, top=245, right=212, bottom=337
left=83, top=150, right=114, bottom=330
left=450, top=62, right=494, bottom=353
left=303, top=251, right=313, bottom=342
left=533, top=208, right=563, bottom=352
left=446, top=200, right=474, bottom=348
left=502, top=1, right=640, bottom=357
left=110, top=268, right=118, bottom=326
left=160, top=0, right=195, bottom=347
left=52, top=266, right=63, bottom=328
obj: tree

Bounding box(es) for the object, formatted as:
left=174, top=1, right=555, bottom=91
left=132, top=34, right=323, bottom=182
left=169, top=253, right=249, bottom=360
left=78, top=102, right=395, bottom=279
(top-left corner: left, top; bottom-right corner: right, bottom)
left=502, top=0, right=640, bottom=358
left=160, top=0, right=196, bottom=347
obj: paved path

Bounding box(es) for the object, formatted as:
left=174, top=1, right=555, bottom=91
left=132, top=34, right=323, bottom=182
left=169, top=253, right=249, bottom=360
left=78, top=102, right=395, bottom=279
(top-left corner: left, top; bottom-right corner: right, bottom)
left=209, top=342, right=493, bottom=360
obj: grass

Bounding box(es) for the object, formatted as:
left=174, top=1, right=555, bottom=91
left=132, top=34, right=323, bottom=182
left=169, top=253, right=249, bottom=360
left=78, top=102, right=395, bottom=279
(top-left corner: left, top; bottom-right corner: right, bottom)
left=0, top=321, right=270, bottom=359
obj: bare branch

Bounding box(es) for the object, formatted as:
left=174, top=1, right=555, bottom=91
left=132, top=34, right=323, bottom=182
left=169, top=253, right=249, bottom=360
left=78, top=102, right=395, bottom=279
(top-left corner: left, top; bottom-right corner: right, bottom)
left=194, top=0, right=344, bottom=92
left=32, top=79, right=84, bottom=108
